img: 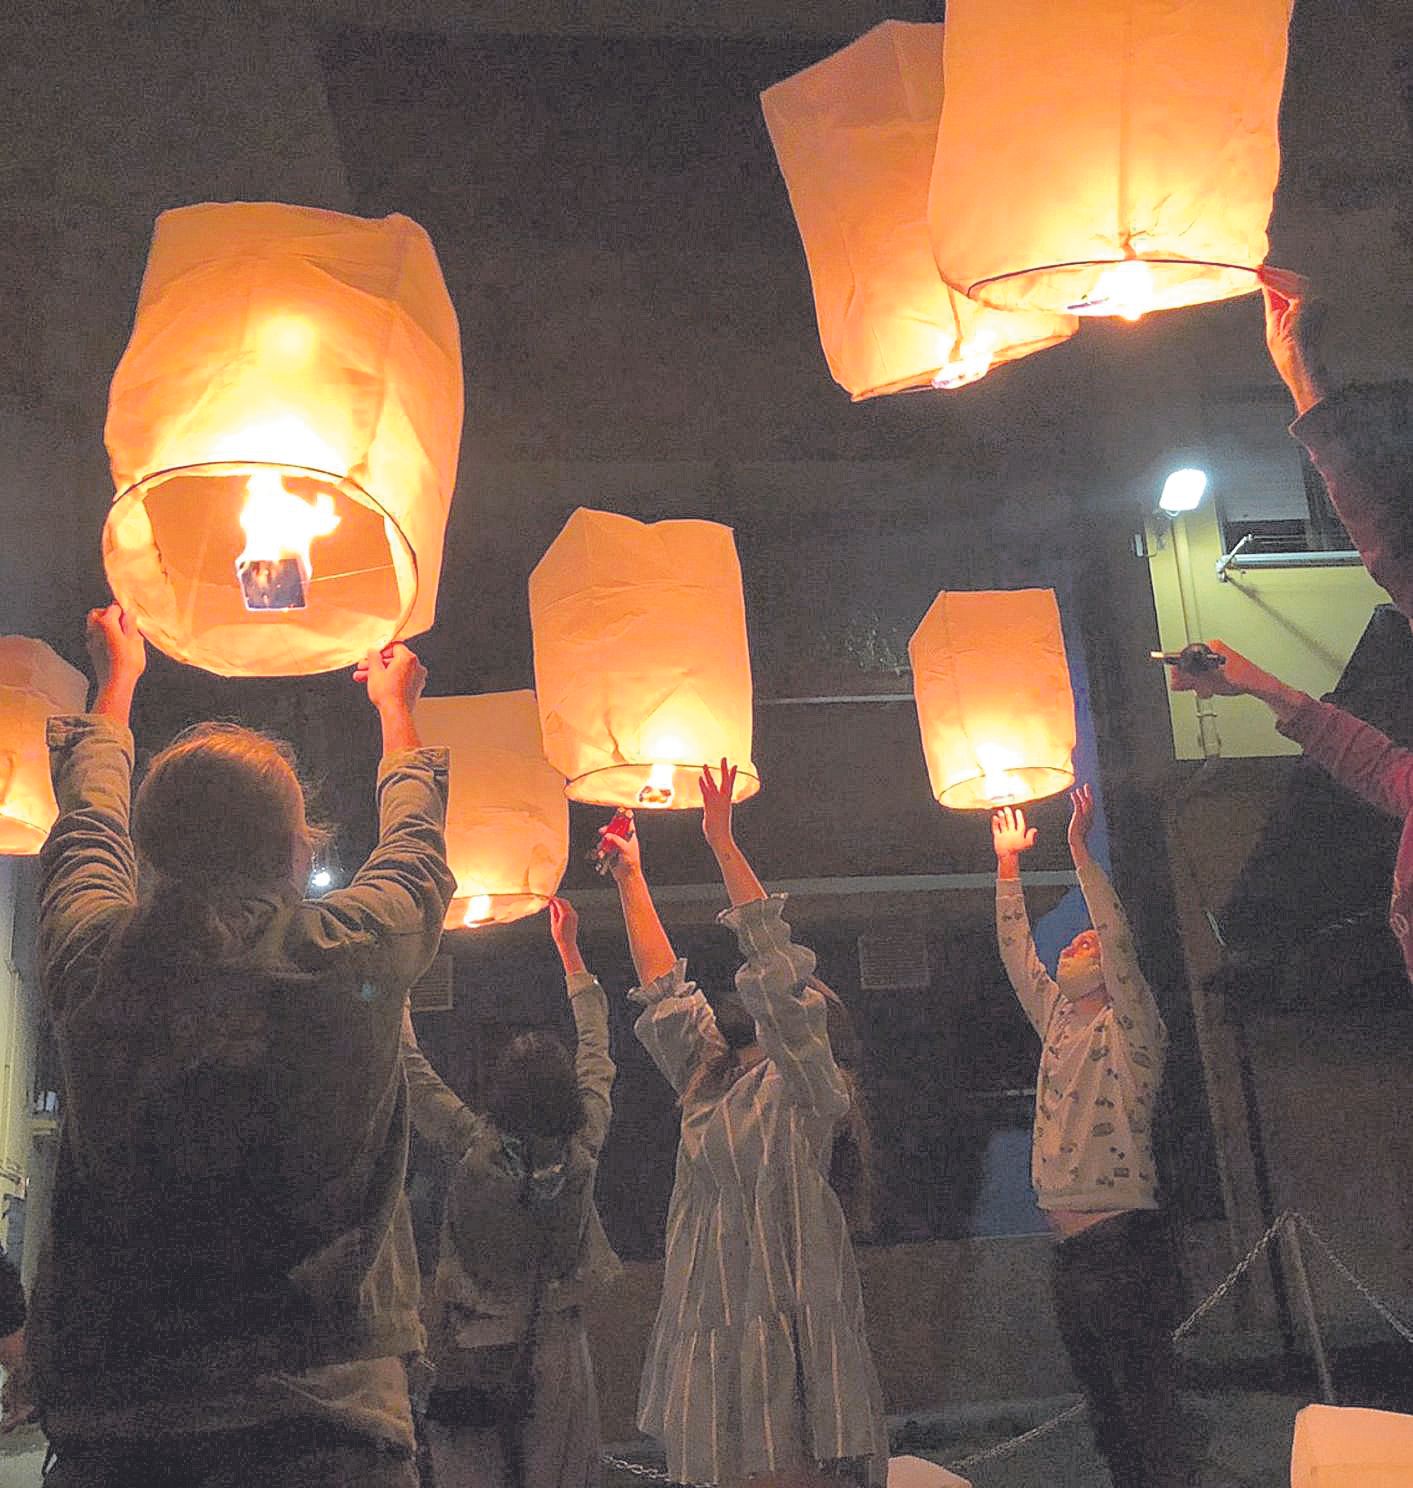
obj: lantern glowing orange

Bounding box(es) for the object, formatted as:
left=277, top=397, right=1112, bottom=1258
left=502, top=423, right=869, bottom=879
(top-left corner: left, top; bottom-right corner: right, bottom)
left=414, top=691, right=569, bottom=929
left=909, top=589, right=1075, bottom=810
left=0, top=639, right=89, bottom=855
left=929, top=0, right=1293, bottom=320
left=762, top=21, right=1076, bottom=397
left=104, top=202, right=463, bottom=677
left=1291, top=1404, right=1413, bottom=1487
left=529, top=508, right=759, bottom=809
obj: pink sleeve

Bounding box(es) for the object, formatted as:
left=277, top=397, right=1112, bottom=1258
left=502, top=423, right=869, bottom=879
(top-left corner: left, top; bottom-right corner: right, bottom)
left=1278, top=696, right=1413, bottom=819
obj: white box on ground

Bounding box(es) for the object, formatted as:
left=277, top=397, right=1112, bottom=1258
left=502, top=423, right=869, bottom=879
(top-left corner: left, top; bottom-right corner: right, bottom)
left=887, top=1454, right=971, bottom=1488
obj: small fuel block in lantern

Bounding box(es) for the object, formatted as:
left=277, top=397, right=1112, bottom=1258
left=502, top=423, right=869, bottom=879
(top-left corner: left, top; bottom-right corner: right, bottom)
left=237, top=554, right=311, bottom=611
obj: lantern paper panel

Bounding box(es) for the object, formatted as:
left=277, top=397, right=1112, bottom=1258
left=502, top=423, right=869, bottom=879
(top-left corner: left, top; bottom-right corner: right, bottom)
left=529, top=508, right=759, bottom=809
left=762, top=20, right=1076, bottom=398
left=0, top=639, right=89, bottom=855
left=930, top=0, right=1293, bottom=319
left=104, top=202, right=464, bottom=678
left=909, top=588, right=1075, bottom=811
left=1291, top=1404, right=1413, bottom=1488
left=414, top=691, right=569, bottom=930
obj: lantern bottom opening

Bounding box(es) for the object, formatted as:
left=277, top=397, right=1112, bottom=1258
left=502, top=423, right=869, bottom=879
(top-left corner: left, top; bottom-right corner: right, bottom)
left=448, top=892, right=551, bottom=930
left=966, top=260, right=1261, bottom=319
left=0, top=815, right=49, bottom=856
left=566, top=763, right=761, bottom=810
left=103, top=462, right=419, bottom=677
left=937, top=766, right=1075, bottom=812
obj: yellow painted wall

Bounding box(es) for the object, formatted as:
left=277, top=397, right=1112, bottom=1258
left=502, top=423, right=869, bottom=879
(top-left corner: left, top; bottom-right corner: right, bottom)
left=1145, top=501, right=1389, bottom=759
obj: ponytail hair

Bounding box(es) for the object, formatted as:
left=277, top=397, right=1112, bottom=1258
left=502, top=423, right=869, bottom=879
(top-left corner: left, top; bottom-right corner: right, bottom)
left=808, top=976, right=876, bottom=1238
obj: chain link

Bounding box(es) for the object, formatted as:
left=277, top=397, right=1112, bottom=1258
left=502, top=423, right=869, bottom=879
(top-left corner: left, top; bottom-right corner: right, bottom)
left=603, top=1209, right=1411, bottom=1485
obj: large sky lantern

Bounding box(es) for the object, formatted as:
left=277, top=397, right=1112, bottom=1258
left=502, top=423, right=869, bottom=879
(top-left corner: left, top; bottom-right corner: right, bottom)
left=929, top=0, right=1294, bottom=322
left=529, top=508, right=760, bottom=810
left=762, top=20, right=1076, bottom=397
left=103, top=201, right=464, bottom=678
left=414, top=691, right=569, bottom=930
left=909, top=588, right=1076, bottom=811
left=0, top=639, right=88, bottom=855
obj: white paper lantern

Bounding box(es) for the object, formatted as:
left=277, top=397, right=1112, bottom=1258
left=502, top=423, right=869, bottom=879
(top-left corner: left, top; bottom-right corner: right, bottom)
left=0, top=639, right=89, bottom=855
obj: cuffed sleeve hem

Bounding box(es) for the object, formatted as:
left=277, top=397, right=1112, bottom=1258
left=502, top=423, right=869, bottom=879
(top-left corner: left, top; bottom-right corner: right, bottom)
left=566, top=971, right=602, bottom=999
left=378, top=745, right=450, bottom=781
left=716, top=891, right=788, bottom=952
left=996, top=877, right=1026, bottom=897
left=46, top=714, right=132, bottom=752
left=627, top=958, right=695, bottom=1007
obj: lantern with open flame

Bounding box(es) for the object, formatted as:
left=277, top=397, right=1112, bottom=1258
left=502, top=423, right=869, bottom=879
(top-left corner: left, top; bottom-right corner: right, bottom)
left=529, top=508, right=759, bottom=810
left=414, top=691, right=569, bottom=929
left=929, top=0, right=1293, bottom=321
left=0, top=639, right=89, bottom=854
left=104, top=202, right=463, bottom=677
left=762, top=20, right=1076, bottom=397
left=909, top=588, right=1075, bottom=810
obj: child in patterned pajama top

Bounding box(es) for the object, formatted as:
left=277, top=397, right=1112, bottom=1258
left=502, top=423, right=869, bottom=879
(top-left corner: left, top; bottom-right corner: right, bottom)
left=993, top=785, right=1192, bottom=1488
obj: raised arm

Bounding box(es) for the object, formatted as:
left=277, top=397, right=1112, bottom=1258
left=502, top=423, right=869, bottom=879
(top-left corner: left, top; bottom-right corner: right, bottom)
left=38, top=606, right=145, bottom=1015
left=604, top=818, right=677, bottom=985
left=992, top=806, right=1058, bottom=1035
left=1067, top=786, right=1165, bottom=1044
left=400, top=1002, right=483, bottom=1159
left=700, top=759, right=766, bottom=908
left=722, top=895, right=848, bottom=1121
left=1171, top=640, right=1413, bottom=819
left=291, top=644, right=457, bottom=991
left=550, top=897, right=616, bottom=1155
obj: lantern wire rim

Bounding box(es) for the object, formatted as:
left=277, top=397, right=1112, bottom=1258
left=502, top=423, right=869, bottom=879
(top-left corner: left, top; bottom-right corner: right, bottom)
left=966, top=258, right=1262, bottom=312
left=565, top=762, right=762, bottom=810
left=446, top=891, right=553, bottom=932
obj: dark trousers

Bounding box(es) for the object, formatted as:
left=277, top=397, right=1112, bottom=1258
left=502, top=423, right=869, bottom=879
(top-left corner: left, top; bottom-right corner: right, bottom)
left=1051, top=1209, right=1194, bottom=1488
left=43, top=1418, right=418, bottom=1488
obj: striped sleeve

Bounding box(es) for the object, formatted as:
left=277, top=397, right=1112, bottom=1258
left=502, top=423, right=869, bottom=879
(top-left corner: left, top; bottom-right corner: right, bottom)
left=631, top=960, right=725, bottom=1097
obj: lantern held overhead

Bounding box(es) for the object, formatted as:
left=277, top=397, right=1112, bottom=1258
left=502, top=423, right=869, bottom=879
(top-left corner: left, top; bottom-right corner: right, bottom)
left=929, top=0, right=1293, bottom=320
left=909, top=588, right=1075, bottom=811
left=414, top=691, right=569, bottom=930
left=104, top=201, right=464, bottom=677
left=762, top=20, right=1076, bottom=397
left=0, top=638, right=89, bottom=855
left=529, top=508, right=759, bottom=809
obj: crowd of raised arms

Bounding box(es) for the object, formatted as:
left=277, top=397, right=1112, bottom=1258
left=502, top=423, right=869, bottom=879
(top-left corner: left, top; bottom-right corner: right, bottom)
left=5, top=271, right=1409, bottom=1488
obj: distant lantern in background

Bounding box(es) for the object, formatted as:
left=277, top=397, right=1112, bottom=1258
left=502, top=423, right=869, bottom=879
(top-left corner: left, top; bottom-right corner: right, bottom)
left=929, top=0, right=1293, bottom=321
left=762, top=20, right=1076, bottom=397
left=529, top=508, right=759, bottom=810
left=0, top=639, right=88, bottom=854
left=909, top=588, right=1075, bottom=810
left=415, top=691, right=569, bottom=929
left=104, top=202, right=463, bottom=677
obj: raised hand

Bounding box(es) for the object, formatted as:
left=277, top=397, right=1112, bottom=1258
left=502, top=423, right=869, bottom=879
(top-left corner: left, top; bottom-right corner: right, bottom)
left=85, top=603, right=146, bottom=689
left=599, top=825, right=642, bottom=884
left=991, top=806, right=1036, bottom=864
left=699, top=758, right=737, bottom=849
left=1166, top=639, right=1261, bottom=699
left=1066, top=784, right=1095, bottom=862
left=354, top=643, right=427, bottom=713
left=1258, top=264, right=1327, bottom=416
left=548, top=895, right=588, bottom=977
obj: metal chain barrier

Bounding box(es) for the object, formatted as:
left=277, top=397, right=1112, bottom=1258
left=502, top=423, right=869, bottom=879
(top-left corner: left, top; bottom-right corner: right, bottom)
left=603, top=1208, right=1411, bottom=1485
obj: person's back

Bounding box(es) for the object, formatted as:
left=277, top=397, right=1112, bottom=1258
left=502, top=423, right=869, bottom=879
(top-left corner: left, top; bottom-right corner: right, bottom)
left=32, top=608, right=454, bottom=1488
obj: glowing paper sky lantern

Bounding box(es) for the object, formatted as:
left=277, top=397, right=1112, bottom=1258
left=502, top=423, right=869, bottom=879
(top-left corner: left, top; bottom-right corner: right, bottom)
left=529, top=508, right=759, bottom=810
left=762, top=20, right=1076, bottom=396
left=909, top=588, right=1075, bottom=811
left=929, top=0, right=1293, bottom=321
left=415, top=691, right=569, bottom=929
left=0, top=639, right=88, bottom=855
left=104, top=202, right=463, bottom=677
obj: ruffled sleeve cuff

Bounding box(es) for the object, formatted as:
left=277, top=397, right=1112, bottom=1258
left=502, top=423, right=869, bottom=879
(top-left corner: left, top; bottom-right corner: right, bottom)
left=716, top=893, right=791, bottom=957
left=46, top=714, right=132, bottom=752
left=627, top=957, right=695, bottom=1007
left=566, top=971, right=603, bottom=999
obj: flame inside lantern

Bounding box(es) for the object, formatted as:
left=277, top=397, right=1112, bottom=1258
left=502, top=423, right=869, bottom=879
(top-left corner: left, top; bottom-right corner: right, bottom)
left=1070, top=259, right=1155, bottom=321
left=637, top=736, right=686, bottom=808
left=974, top=744, right=1023, bottom=805
left=235, top=469, right=341, bottom=611
left=462, top=892, right=494, bottom=927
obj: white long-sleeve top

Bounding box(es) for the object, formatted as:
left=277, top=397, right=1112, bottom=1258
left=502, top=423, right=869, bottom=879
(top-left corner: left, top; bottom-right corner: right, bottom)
left=996, top=860, right=1167, bottom=1212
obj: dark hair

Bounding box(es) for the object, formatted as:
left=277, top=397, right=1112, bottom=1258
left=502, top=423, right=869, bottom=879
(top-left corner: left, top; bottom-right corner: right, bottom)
left=486, top=1032, right=586, bottom=1141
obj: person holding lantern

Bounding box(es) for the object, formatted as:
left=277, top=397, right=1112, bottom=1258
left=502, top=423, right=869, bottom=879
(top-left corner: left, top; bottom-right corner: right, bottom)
left=32, top=606, right=454, bottom=1488
left=1258, top=265, right=1413, bottom=615
left=601, top=762, right=887, bottom=1488
left=402, top=894, right=619, bottom=1488
left=992, top=786, right=1191, bottom=1488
